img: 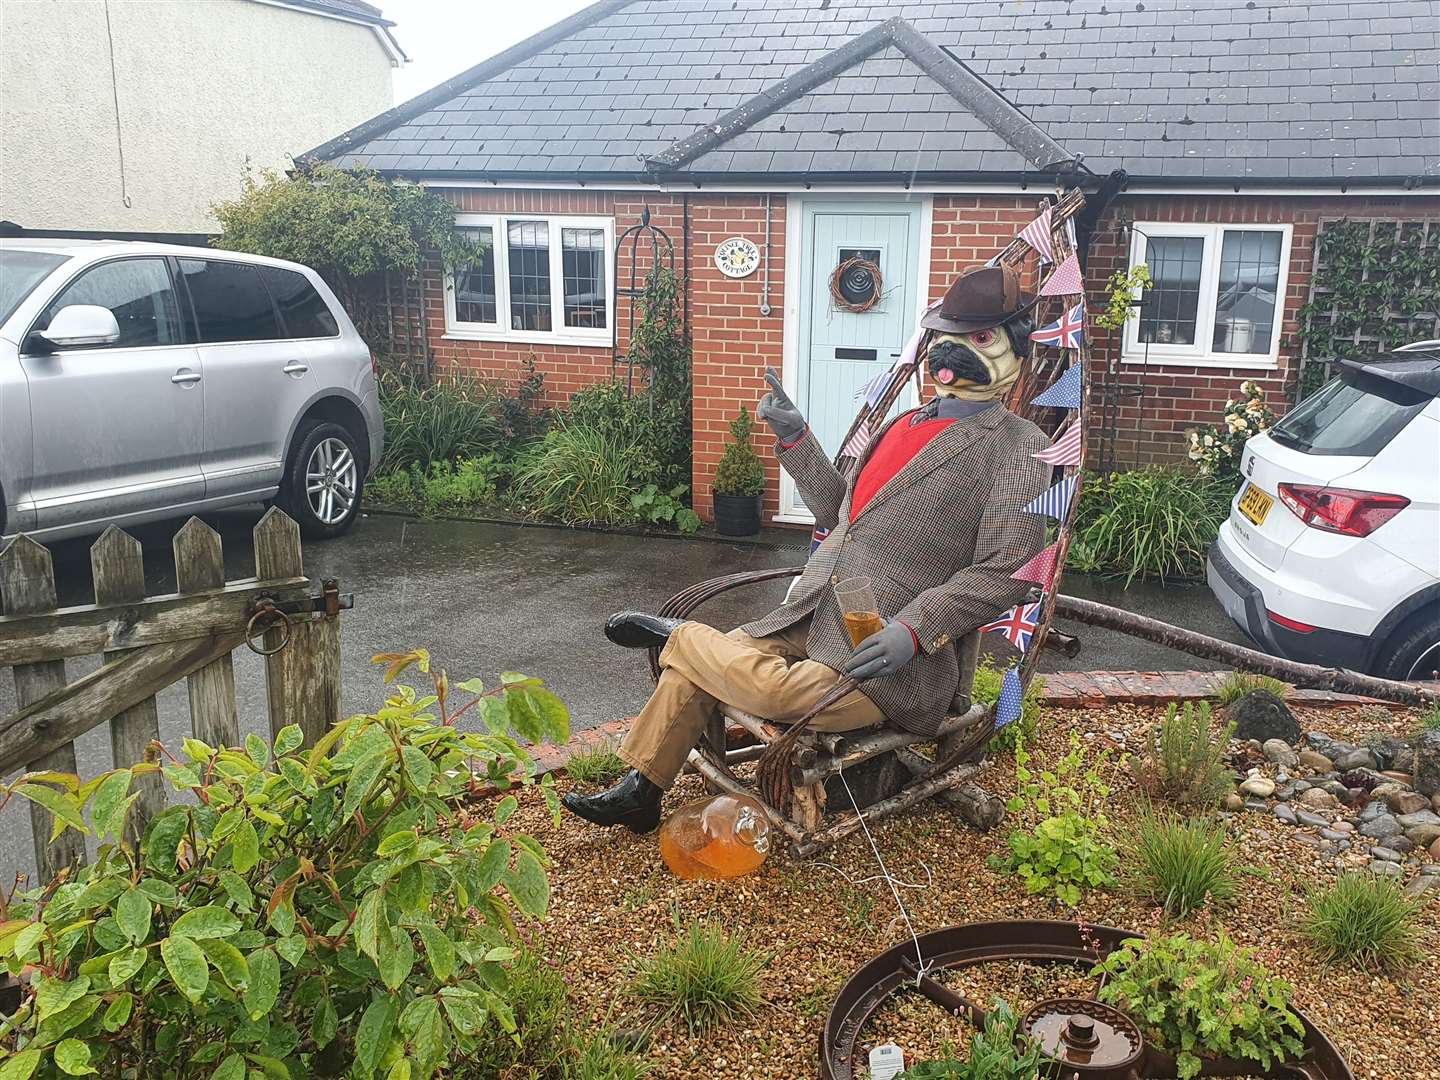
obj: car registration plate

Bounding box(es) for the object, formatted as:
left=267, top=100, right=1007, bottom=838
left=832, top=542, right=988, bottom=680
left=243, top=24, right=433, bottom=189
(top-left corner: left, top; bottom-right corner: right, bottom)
left=1237, top=482, right=1273, bottom=526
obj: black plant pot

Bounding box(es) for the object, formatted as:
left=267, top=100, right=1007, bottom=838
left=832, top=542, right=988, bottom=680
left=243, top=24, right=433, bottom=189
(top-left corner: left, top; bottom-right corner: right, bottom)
left=713, top=492, right=763, bottom=537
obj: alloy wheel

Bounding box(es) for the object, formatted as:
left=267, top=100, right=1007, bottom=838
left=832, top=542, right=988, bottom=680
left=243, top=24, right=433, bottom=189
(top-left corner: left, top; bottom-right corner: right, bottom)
left=305, top=437, right=357, bottom=526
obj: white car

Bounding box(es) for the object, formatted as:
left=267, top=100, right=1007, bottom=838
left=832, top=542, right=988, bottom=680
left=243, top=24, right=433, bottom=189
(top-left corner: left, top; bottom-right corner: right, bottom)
left=1208, top=342, right=1440, bottom=681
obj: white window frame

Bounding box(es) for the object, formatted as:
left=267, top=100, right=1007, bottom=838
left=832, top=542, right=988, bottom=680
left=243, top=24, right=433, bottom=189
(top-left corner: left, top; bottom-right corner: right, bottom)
left=1123, top=221, right=1292, bottom=370
left=443, top=213, right=615, bottom=348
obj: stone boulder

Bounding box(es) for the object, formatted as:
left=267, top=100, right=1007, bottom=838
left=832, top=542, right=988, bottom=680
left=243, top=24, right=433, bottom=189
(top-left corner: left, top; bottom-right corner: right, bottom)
left=1414, top=731, right=1440, bottom=797
left=1228, top=690, right=1300, bottom=745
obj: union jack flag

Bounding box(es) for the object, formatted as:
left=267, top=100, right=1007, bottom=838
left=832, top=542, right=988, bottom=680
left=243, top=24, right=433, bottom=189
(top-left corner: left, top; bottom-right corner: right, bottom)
left=1030, top=302, right=1086, bottom=350
left=979, top=601, right=1042, bottom=651
left=809, top=526, right=831, bottom=553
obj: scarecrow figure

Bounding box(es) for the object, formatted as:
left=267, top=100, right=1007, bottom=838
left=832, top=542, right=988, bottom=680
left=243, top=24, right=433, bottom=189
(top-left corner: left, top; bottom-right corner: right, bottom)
left=563, top=264, right=1052, bottom=833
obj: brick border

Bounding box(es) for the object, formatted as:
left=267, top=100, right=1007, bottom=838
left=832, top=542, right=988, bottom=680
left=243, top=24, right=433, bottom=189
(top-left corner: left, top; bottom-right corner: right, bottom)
left=531, top=670, right=1399, bottom=776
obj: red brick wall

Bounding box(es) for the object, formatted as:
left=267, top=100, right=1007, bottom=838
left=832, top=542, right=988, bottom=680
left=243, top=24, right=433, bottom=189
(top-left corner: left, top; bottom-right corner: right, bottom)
left=1082, top=193, right=1440, bottom=468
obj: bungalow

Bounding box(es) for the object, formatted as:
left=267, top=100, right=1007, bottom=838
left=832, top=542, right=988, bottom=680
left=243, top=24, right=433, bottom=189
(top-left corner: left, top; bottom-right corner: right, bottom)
left=305, top=0, right=1440, bottom=526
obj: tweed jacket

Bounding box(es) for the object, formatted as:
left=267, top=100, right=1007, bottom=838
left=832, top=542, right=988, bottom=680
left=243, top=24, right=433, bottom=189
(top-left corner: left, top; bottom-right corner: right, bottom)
left=741, top=403, right=1051, bottom=737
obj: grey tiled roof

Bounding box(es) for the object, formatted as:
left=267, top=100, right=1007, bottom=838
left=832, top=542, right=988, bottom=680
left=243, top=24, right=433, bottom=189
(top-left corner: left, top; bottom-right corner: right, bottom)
left=307, top=0, right=1440, bottom=186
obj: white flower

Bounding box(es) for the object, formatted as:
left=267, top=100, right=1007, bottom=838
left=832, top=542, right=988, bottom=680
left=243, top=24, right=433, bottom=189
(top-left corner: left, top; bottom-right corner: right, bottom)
left=1224, top=399, right=1234, bottom=410
left=1203, top=434, right=1215, bottom=447
left=1227, top=415, right=1248, bottom=432
left=1222, top=444, right=1234, bottom=455
left=1188, top=447, right=1204, bottom=461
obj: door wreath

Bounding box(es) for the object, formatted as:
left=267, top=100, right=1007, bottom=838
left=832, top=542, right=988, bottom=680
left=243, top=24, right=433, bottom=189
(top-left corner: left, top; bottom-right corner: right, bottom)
left=829, top=255, right=884, bottom=313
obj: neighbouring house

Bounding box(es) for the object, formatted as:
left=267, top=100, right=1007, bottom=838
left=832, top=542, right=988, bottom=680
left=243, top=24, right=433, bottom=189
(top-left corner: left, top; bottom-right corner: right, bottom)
left=0, top=0, right=404, bottom=240
left=305, top=0, right=1439, bottom=526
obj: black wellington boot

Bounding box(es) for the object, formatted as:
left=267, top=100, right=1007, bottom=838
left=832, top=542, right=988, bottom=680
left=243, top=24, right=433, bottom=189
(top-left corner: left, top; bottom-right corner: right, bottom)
left=604, top=611, right=685, bottom=649
left=562, top=769, right=664, bottom=833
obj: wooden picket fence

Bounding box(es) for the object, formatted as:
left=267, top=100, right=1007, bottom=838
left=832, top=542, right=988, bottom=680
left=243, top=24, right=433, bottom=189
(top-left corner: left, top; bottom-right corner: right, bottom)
left=0, top=508, right=348, bottom=883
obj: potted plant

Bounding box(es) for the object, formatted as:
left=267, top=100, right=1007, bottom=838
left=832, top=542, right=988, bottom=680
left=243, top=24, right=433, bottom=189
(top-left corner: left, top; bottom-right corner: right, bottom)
left=712, top=407, right=766, bottom=536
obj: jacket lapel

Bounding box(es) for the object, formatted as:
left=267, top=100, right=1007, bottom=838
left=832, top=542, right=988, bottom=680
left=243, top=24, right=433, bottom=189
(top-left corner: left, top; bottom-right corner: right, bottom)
left=850, top=405, right=1004, bottom=522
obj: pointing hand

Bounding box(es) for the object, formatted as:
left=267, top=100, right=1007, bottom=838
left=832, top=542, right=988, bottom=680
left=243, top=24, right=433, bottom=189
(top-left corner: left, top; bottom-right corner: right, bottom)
left=757, top=367, right=806, bottom=441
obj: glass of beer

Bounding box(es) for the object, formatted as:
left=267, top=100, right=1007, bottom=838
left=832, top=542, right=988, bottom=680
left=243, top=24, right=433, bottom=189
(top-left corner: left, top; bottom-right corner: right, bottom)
left=835, top=576, right=884, bottom=646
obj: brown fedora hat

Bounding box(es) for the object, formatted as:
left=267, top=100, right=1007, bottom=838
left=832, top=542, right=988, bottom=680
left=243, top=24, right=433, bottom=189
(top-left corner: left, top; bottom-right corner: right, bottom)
left=920, top=264, right=1037, bottom=334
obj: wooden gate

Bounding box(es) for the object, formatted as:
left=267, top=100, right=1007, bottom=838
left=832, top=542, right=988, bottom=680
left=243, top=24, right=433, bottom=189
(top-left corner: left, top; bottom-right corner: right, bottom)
left=0, top=508, right=348, bottom=883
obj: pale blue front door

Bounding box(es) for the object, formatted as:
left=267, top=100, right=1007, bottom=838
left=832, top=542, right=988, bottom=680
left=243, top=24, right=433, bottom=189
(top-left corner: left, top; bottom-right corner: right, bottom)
left=790, top=200, right=923, bottom=516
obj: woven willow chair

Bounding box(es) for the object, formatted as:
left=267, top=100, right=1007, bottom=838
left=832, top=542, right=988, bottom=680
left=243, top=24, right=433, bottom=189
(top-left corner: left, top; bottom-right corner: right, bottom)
left=646, top=187, right=1092, bottom=858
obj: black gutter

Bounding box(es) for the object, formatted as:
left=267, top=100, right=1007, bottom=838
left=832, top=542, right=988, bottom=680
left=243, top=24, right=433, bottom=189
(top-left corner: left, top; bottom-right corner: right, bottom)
left=299, top=0, right=633, bottom=164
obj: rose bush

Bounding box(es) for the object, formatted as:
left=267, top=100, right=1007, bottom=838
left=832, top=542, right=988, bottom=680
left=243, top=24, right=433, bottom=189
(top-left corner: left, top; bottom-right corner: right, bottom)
left=1185, top=380, right=1277, bottom=480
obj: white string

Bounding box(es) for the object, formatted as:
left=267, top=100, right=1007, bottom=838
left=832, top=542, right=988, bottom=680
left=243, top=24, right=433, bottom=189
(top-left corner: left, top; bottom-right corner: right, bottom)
left=834, top=762, right=933, bottom=987
left=817, top=857, right=934, bottom=892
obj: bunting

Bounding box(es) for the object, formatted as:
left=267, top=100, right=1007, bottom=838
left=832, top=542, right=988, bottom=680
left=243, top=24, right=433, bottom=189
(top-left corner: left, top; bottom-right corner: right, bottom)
left=809, top=526, right=831, bottom=553
left=1033, top=422, right=1084, bottom=466
left=854, top=367, right=896, bottom=407
left=979, top=602, right=1042, bottom=651
left=1022, top=475, right=1077, bottom=521
left=1030, top=302, right=1086, bottom=350
left=1018, top=205, right=1055, bottom=263
left=1011, top=542, right=1060, bottom=587
left=1039, top=253, right=1083, bottom=297
left=842, top=423, right=874, bottom=459
left=995, top=668, right=1025, bottom=728
left=1030, top=363, right=1083, bottom=409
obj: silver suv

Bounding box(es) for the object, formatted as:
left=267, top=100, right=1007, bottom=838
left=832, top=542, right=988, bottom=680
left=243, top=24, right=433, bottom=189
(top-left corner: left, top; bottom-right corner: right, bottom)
left=0, top=240, right=382, bottom=542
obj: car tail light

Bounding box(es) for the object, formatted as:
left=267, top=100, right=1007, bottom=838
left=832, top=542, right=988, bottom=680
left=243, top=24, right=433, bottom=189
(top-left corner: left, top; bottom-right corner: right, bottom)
left=1267, top=610, right=1317, bottom=634
left=1277, top=483, right=1410, bottom=537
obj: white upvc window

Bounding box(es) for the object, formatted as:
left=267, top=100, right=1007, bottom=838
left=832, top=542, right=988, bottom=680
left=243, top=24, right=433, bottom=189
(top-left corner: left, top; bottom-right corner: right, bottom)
left=443, top=213, right=615, bottom=347
left=1123, top=221, right=1293, bottom=369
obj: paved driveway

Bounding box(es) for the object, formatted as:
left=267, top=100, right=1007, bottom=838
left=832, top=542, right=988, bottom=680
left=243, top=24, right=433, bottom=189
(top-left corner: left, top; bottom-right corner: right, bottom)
left=1, top=508, right=1246, bottom=881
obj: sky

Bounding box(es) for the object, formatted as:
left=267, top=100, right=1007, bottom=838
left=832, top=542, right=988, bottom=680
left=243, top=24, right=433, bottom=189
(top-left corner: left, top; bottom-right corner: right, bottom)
left=383, top=0, right=595, bottom=105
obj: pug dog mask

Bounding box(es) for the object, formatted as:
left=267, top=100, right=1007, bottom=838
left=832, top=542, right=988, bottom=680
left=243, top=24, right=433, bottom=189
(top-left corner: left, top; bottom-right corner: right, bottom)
left=925, top=311, right=1034, bottom=402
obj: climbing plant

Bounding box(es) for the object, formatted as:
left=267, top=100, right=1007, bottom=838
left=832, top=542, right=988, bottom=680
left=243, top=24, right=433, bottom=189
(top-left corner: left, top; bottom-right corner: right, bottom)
left=1296, top=218, right=1440, bottom=397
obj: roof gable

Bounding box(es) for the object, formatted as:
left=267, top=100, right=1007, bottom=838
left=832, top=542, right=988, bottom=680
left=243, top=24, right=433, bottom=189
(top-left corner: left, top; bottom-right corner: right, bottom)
left=652, top=18, right=1077, bottom=178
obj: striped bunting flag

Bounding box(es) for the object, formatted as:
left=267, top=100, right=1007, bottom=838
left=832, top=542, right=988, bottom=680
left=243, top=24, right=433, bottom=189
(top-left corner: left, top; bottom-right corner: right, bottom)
left=1011, top=542, right=1059, bottom=587
left=1039, top=253, right=1083, bottom=297
left=979, top=601, right=1042, bottom=651
left=1033, top=422, right=1083, bottom=466
left=1022, top=475, right=1077, bottom=521
left=853, top=367, right=896, bottom=406
left=995, top=668, right=1025, bottom=728
left=1031, top=362, right=1082, bottom=409
left=1018, top=205, right=1054, bottom=263
left=842, top=422, right=874, bottom=459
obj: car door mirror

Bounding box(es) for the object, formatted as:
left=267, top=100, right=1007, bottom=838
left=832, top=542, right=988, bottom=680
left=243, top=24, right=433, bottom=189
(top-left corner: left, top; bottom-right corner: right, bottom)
left=36, top=304, right=120, bottom=349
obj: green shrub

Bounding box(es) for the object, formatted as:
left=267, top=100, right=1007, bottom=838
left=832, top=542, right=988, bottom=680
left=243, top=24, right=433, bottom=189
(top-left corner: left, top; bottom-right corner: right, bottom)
left=1301, top=873, right=1424, bottom=972
left=1126, top=808, right=1234, bottom=917
left=898, top=1000, right=1047, bottom=1078
left=0, top=650, right=569, bottom=1079
left=630, top=484, right=701, bottom=534
left=970, top=659, right=1044, bottom=753
left=1186, top=380, right=1277, bottom=480
left=994, top=733, right=1118, bottom=905
left=419, top=455, right=503, bottom=514
left=379, top=370, right=507, bottom=473
left=1214, top=671, right=1288, bottom=706
left=630, top=922, right=766, bottom=1033
left=513, top=423, right=652, bottom=527
left=713, top=409, right=766, bottom=497
left=1423, top=702, right=1440, bottom=733
left=1070, top=467, right=1233, bottom=583
left=1131, top=701, right=1235, bottom=810
left=565, top=742, right=629, bottom=787
left=561, top=1034, right=652, bottom=1080
left=369, top=469, right=418, bottom=508
left=624, top=267, right=691, bottom=492
left=1094, top=932, right=1305, bottom=1080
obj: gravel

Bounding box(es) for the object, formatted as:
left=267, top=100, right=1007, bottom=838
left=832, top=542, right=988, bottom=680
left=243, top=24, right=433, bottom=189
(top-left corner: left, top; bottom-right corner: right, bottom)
left=488, top=702, right=1439, bottom=1079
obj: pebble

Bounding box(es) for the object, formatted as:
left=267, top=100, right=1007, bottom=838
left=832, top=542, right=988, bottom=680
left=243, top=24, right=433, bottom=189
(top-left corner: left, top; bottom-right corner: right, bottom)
left=1240, top=776, right=1276, bottom=798
left=1406, top=823, right=1440, bottom=848
left=1275, top=783, right=1298, bottom=802
left=1379, top=770, right=1415, bottom=785
left=1369, top=859, right=1403, bottom=877
left=1296, top=787, right=1339, bottom=810
left=1290, top=833, right=1324, bottom=849
left=1263, top=739, right=1298, bottom=766
left=1319, top=780, right=1351, bottom=800
left=1296, top=810, right=1329, bottom=828
left=1431, top=836, right=1440, bottom=861
left=1272, top=804, right=1298, bottom=825
left=1334, top=748, right=1376, bottom=771
left=1389, top=836, right=1415, bottom=854
left=1396, top=809, right=1440, bottom=829
left=1357, top=801, right=1388, bottom=822
left=1433, top=793, right=1440, bottom=813
left=1404, top=875, right=1440, bottom=899
left=1369, top=845, right=1403, bottom=862
left=1245, top=799, right=1269, bottom=813
left=1387, top=791, right=1430, bottom=815
left=1320, top=828, right=1350, bottom=842
left=1358, top=815, right=1403, bottom=839
left=1297, top=749, right=1334, bottom=772
left=1222, top=792, right=1244, bottom=812
left=1330, top=820, right=1354, bottom=833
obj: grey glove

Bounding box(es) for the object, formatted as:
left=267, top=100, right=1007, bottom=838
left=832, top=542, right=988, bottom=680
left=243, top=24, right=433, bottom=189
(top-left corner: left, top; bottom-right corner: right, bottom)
left=843, top=620, right=918, bottom=680
left=757, top=366, right=806, bottom=441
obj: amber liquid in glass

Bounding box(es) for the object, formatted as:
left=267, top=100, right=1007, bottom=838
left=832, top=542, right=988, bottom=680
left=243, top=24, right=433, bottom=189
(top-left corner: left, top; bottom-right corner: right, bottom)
left=659, top=829, right=767, bottom=880
left=842, top=610, right=885, bottom=647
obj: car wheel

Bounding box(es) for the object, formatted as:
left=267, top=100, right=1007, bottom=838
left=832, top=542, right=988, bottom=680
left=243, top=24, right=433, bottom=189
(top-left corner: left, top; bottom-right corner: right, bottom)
left=279, top=420, right=364, bottom=539
left=1372, top=610, right=1440, bottom=682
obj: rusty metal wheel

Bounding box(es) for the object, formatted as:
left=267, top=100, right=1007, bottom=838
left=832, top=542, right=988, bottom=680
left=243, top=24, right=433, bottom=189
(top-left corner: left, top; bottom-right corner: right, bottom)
left=820, top=920, right=1354, bottom=1080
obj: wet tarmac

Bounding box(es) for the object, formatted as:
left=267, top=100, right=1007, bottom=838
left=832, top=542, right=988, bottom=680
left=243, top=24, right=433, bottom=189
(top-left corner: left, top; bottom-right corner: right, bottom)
left=1, top=507, right=1248, bottom=882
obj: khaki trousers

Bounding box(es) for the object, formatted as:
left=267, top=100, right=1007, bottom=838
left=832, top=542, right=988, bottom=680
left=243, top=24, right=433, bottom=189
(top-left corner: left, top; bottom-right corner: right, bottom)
left=618, top=618, right=885, bottom=789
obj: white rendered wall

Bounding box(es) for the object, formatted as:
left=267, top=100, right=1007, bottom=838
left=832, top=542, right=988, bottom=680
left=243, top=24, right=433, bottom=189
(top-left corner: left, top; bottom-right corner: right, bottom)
left=0, top=0, right=396, bottom=234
